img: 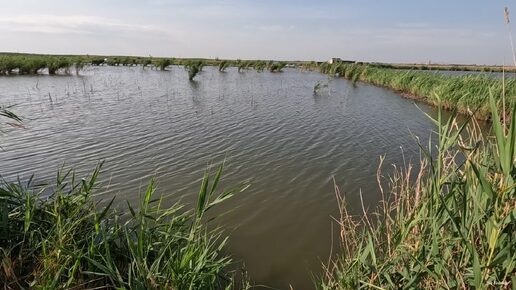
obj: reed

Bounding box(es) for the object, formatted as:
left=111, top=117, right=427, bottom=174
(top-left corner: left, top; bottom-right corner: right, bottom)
left=238, top=61, right=248, bottom=73
left=0, top=105, right=22, bottom=130
left=218, top=60, right=230, bottom=72
left=321, top=98, right=516, bottom=289
left=156, top=58, right=172, bottom=71
left=0, top=162, right=250, bottom=289
left=0, top=53, right=305, bottom=76
left=47, top=58, right=71, bottom=75
left=184, top=60, right=204, bottom=81
left=253, top=61, right=267, bottom=72
left=0, top=55, right=88, bottom=75
left=268, top=62, right=287, bottom=73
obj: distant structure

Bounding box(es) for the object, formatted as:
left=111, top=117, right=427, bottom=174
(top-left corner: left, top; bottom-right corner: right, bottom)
left=328, top=58, right=341, bottom=64
left=328, top=58, right=355, bottom=64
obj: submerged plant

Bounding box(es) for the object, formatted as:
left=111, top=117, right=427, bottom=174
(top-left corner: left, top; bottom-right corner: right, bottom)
left=313, top=81, right=329, bottom=95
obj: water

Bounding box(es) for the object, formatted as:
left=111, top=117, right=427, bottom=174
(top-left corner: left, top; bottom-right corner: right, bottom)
left=1, top=66, right=444, bottom=289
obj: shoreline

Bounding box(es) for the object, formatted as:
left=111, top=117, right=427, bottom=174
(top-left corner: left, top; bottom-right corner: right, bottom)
left=320, top=63, right=516, bottom=121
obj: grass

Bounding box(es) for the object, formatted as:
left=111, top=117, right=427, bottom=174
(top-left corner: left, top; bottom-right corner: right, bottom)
left=322, top=63, right=516, bottom=120
left=321, top=97, right=516, bottom=289
left=0, top=162, right=250, bottom=289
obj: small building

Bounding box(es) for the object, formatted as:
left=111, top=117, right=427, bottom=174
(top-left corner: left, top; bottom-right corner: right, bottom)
left=328, top=58, right=341, bottom=64
left=328, top=58, right=355, bottom=64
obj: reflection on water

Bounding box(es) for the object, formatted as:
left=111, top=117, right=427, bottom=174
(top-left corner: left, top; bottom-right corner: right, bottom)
left=1, top=66, right=445, bottom=289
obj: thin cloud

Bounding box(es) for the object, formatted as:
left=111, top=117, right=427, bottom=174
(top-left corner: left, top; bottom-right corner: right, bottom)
left=244, top=24, right=296, bottom=32
left=0, top=15, right=166, bottom=35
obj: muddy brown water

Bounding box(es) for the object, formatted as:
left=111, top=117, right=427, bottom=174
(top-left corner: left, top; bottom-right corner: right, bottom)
left=1, top=66, right=452, bottom=289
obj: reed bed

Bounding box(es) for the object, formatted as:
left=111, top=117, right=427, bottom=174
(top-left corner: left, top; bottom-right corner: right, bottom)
left=322, top=63, right=516, bottom=120
left=0, top=55, right=70, bottom=75
left=375, top=63, right=516, bottom=73
left=0, top=163, right=250, bottom=289
left=0, top=54, right=101, bottom=75
left=321, top=98, right=516, bottom=289
left=0, top=53, right=301, bottom=77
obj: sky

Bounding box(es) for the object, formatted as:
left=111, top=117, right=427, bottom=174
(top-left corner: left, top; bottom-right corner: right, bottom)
left=0, top=0, right=515, bottom=64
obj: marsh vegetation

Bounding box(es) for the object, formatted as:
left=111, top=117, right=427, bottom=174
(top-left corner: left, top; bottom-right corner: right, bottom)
left=321, top=62, right=516, bottom=120
left=322, top=99, right=515, bottom=289
left=0, top=53, right=515, bottom=289
left=0, top=162, right=250, bottom=289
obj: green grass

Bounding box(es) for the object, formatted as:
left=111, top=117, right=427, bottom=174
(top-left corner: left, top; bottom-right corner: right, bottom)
left=0, top=162, right=250, bottom=289
left=323, top=63, right=516, bottom=120
left=321, top=98, right=516, bottom=289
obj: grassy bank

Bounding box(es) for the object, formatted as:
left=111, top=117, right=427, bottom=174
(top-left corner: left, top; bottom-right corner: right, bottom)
left=320, top=63, right=516, bottom=120
left=321, top=98, right=516, bottom=289
left=372, top=63, right=516, bottom=73
left=0, top=162, right=250, bottom=289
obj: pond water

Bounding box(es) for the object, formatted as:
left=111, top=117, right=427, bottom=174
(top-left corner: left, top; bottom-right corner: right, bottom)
left=1, top=66, right=446, bottom=289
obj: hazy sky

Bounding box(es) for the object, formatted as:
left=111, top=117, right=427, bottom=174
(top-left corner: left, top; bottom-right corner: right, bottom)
left=0, top=0, right=515, bottom=64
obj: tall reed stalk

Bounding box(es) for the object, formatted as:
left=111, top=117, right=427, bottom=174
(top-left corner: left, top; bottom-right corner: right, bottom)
left=505, top=7, right=516, bottom=67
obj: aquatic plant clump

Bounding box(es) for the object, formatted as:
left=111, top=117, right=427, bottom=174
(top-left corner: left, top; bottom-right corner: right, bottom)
left=268, top=62, right=287, bottom=72
left=184, top=60, right=204, bottom=80
left=0, top=55, right=84, bottom=75
left=322, top=99, right=516, bottom=289
left=0, top=53, right=307, bottom=77
left=0, top=163, right=249, bottom=289
left=156, top=58, right=172, bottom=70
left=218, top=60, right=230, bottom=72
